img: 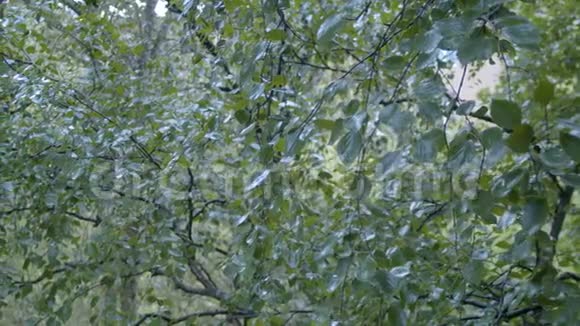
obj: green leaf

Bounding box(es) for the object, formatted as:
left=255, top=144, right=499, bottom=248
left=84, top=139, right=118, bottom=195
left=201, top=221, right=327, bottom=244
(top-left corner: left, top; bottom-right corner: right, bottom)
left=490, top=99, right=522, bottom=130
left=481, top=127, right=504, bottom=149
left=245, top=170, right=270, bottom=192
left=328, top=257, right=351, bottom=292
left=224, top=0, right=243, bottom=12
left=412, top=29, right=442, bottom=53
left=314, top=119, right=335, bottom=130
left=377, top=150, right=403, bottom=176
left=447, top=136, right=476, bottom=170
left=414, top=76, right=446, bottom=99
left=491, top=168, right=526, bottom=198
left=416, top=51, right=438, bottom=69
left=561, top=174, right=580, bottom=187
left=379, top=104, right=413, bottom=134
left=462, top=260, right=484, bottom=284
left=271, top=75, right=286, bottom=87
left=533, top=79, right=554, bottom=106
left=317, top=13, right=345, bottom=48
left=351, top=174, right=372, bottom=200
left=496, top=15, right=540, bottom=48
left=387, top=302, right=407, bottom=326
left=337, top=130, right=362, bottom=165
left=417, top=101, right=442, bottom=123
left=413, top=129, right=446, bottom=162
left=384, top=56, right=407, bottom=70
left=522, top=196, right=548, bottom=235
left=249, top=83, right=265, bottom=100
left=481, top=127, right=508, bottom=165
left=56, top=304, right=72, bottom=323
left=343, top=99, right=359, bottom=116
left=265, top=29, right=285, bottom=42
left=539, top=146, right=574, bottom=170
left=327, top=274, right=341, bottom=292
left=390, top=265, right=411, bottom=278
left=434, top=18, right=469, bottom=50
left=458, top=35, right=496, bottom=65
left=506, top=124, right=534, bottom=153
left=499, top=39, right=516, bottom=56
left=472, top=190, right=494, bottom=220
left=472, top=105, right=488, bottom=118
left=456, top=100, right=475, bottom=115
left=345, top=111, right=366, bottom=132
left=329, top=118, right=345, bottom=144
left=560, top=132, right=580, bottom=162
left=375, top=270, right=396, bottom=292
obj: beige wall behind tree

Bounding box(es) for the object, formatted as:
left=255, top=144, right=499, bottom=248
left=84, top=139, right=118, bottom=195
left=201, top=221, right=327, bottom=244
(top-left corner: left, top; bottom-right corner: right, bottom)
left=450, top=58, right=503, bottom=101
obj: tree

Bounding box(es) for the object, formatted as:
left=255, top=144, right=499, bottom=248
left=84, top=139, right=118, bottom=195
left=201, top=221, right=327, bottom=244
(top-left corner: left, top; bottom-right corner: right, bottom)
left=1, top=0, right=578, bottom=325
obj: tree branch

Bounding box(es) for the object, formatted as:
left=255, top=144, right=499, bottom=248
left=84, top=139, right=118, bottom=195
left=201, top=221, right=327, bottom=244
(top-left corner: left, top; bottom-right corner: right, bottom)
left=187, top=258, right=219, bottom=291
left=557, top=271, right=580, bottom=282
left=0, top=207, right=33, bottom=216
left=549, top=186, right=574, bottom=245
left=416, top=202, right=448, bottom=231
left=65, top=211, right=102, bottom=226
left=461, top=298, right=488, bottom=309
left=503, top=305, right=542, bottom=320
left=134, top=308, right=313, bottom=326
left=187, top=199, right=226, bottom=242
left=170, top=275, right=225, bottom=300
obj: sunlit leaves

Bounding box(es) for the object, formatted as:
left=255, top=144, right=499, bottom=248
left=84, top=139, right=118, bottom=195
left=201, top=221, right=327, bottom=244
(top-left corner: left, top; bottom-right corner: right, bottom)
left=245, top=170, right=270, bottom=192
left=1, top=0, right=577, bottom=325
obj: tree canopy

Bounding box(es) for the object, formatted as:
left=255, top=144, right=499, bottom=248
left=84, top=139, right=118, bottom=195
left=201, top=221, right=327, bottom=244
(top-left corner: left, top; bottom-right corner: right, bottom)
left=1, top=0, right=579, bottom=325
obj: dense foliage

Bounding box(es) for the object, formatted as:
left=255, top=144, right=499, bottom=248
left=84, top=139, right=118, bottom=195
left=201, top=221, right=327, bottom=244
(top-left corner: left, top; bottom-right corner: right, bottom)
left=1, top=0, right=578, bottom=325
